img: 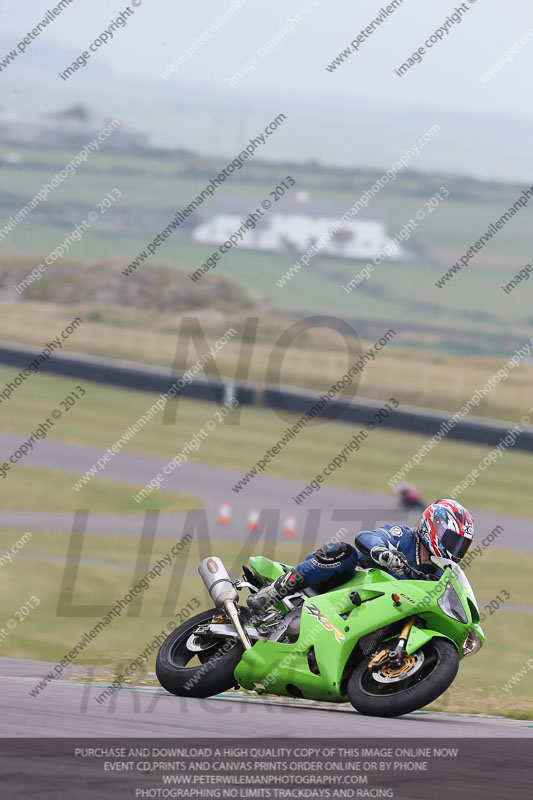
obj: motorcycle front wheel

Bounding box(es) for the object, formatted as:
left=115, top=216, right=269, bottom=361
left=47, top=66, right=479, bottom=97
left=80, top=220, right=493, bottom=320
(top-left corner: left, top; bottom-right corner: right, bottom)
left=347, top=637, right=459, bottom=718
left=156, top=607, right=249, bottom=698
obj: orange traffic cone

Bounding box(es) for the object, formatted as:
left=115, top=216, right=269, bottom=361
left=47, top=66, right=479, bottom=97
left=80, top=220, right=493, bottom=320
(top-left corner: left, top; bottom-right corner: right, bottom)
left=248, top=507, right=260, bottom=532
left=218, top=502, right=231, bottom=526
left=283, top=513, right=296, bottom=538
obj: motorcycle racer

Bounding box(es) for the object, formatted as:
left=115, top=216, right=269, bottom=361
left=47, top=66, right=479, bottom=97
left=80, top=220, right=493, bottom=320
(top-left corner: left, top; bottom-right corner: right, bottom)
left=247, top=499, right=474, bottom=614
left=393, top=481, right=425, bottom=510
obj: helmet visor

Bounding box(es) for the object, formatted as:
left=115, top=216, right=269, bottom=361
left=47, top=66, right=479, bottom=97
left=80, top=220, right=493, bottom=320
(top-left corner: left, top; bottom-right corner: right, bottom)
left=434, top=518, right=471, bottom=560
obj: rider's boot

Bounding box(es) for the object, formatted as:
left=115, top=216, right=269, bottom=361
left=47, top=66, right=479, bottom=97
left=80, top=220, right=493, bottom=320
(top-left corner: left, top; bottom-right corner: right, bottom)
left=246, top=569, right=304, bottom=614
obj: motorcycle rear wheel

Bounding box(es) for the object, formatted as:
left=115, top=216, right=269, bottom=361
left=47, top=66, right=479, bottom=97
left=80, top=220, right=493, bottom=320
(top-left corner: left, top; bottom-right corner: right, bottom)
left=347, top=637, right=459, bottom=718
left=156, top=607, right=249, bottom=698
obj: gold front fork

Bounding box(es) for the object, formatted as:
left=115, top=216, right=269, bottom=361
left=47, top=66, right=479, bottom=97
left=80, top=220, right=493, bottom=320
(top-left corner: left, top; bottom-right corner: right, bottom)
left=367, top=615, right=416, bottom=670
left=391, top=615, right=416, bottom=661
left=398, top=615, right=415, bottom=643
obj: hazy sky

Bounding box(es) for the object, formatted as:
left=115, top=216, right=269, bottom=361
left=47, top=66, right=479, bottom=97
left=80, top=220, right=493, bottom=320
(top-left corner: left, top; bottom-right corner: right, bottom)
left=1, top=0, right=533, bottom=116
left=1, top=1, right=533, bottom=180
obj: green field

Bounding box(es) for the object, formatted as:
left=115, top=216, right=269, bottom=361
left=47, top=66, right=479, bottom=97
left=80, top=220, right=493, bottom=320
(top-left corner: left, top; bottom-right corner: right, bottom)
left=0, top=527, right=530, bottom=718
left=0, top=465, right=201, bottom=514
left=1, top=142, right=532, bottom=355
left=0, top=366, right=531, bottom=518
left=3, top=222, right=529, bottom=354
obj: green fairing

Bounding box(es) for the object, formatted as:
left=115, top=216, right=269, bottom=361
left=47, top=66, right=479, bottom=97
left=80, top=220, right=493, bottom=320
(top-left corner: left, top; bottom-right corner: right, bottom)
left=249, top=555, right=286, bottom=584
left=235, top=558, right=484, bottom=702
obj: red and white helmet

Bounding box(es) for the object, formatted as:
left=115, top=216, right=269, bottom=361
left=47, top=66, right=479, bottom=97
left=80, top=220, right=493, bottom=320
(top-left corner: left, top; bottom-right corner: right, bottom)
left=416, top=499, right=474, bottom=563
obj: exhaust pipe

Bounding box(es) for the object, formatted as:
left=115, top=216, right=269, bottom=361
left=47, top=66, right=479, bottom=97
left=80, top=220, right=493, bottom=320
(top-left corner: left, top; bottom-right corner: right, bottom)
left=198, top=557, right=252, bottom=651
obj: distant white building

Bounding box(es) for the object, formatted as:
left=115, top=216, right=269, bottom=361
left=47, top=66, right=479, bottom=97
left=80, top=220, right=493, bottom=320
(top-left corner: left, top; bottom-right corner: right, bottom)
left=193, top=194, right=403, bottom=261
left=0, top=105, right=148, bottom=149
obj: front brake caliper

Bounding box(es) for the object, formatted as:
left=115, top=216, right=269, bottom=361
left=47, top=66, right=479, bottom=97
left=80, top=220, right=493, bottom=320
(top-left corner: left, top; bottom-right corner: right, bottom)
left=368, top=649, right=389, bottom=669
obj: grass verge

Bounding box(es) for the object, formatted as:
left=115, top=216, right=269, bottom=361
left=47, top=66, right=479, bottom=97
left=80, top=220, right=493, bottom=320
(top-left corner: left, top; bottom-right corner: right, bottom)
left=1, top=300, right=532, bottom=422
left=0, top=367, right=531, bottom=518
left=0, top=465, right=201, bottom=514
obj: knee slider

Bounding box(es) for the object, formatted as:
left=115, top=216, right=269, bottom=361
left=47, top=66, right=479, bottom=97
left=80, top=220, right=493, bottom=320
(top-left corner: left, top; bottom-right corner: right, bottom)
left=312, top=541, right=353, bottom=567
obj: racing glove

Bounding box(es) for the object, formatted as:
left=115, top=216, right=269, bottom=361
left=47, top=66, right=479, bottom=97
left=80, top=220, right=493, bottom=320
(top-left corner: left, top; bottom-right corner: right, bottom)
left=246, top=569, right=304, bottom=614
left=369, top=545, right=410, bottom=576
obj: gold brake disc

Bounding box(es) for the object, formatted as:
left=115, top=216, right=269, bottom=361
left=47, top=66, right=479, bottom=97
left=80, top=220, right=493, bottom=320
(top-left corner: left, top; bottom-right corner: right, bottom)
left=380, top=654, right=416, bottom=679
left=372, top=651, right=425, bottom=684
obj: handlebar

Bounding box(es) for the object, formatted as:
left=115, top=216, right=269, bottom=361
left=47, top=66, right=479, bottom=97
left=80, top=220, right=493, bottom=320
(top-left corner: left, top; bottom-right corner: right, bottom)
left=402, top=558, right=438, bottom=581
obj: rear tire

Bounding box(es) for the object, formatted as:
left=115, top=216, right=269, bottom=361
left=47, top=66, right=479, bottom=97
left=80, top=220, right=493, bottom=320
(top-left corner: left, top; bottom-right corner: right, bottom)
left=347, top=637, right=459, bottom=718
left=156, top=607, right=249, bottom=698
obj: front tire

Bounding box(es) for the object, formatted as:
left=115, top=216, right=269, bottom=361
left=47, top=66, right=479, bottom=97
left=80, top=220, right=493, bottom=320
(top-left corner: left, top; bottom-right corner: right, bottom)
left=156, top=607, right=249, bottom=698
left=347, top=637, right=459, bottom=718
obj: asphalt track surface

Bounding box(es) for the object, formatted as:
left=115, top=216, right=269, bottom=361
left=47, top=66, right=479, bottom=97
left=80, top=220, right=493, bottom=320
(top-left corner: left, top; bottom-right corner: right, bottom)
left=2, top=658, right=532, bottom=738
left=0, top=432, right=531, bottom=553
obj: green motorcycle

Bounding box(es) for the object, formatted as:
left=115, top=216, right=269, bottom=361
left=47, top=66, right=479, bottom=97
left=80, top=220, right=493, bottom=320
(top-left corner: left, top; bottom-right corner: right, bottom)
left=156, top=553, right=484, bottom=717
